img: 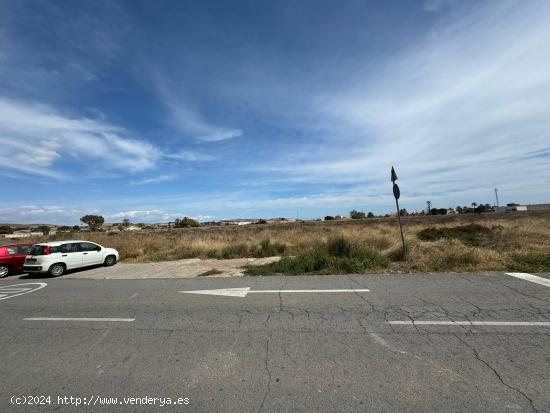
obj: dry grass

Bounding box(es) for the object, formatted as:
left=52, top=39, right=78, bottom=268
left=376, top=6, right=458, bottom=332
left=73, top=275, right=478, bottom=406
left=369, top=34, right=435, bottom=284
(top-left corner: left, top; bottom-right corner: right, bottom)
left=18, top=211, right=550, bottom=273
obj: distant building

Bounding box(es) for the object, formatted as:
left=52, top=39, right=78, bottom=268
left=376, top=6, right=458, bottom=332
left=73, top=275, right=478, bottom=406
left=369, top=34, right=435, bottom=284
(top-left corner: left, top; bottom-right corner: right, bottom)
left=495, top=205, right=528, bottom=213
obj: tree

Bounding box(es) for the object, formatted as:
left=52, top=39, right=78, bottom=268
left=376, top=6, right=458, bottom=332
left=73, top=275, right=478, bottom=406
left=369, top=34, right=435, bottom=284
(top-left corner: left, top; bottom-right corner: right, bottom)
left=0, top=225, right=13, bottom=234
left=367, top=212, right=375, bottom=218
left=324, top=216, right=335, bottom=221
left=80, top=215, right=105, bottom=231
left=174, top=217, right=200, bottom=228
left=122, top=218, right=131, bottom=227
left=37, top=225, right=50, bottom=235
left=350, top=210, right=366, bottom=219
left=57, top=226, right=72, bottom=232
left=399, top=208, right=408, bottom=217
left=72, top=225, right=80, bottom=231
left=471, top=202, right=478, bottom=210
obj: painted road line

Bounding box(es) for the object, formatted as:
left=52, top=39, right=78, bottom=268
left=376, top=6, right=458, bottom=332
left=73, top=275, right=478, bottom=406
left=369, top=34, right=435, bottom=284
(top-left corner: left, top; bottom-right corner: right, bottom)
left=24, top=317, right=135, bottom=322
left=0, top=283, right=47, bottom=301
left=388, top=321, right=550, bottom=326
left=505, top=272, right=550, bottom=288
left=179, top=287, right=370, bottom=298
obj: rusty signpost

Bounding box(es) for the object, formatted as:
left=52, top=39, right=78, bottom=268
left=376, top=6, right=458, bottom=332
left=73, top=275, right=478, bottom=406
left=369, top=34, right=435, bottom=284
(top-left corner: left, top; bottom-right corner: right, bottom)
left=391, top=166, right=406, bottom=257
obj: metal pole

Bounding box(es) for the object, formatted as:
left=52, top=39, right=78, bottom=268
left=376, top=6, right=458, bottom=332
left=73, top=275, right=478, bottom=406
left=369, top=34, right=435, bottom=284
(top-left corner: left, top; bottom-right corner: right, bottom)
left=495, top=188, right=499, bottom=208
left=391, top=166, right=406, bottom=257
left=395, top=197, right=406, bottom=256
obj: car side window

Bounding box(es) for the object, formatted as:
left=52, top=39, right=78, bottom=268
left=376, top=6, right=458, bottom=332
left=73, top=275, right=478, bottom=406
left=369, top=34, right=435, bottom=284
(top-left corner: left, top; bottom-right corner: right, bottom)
left=59, top=243, right=79, bottom=253
left=6, top=247, right=16, bottom=255
left=79, top=242, right=100, bottom=252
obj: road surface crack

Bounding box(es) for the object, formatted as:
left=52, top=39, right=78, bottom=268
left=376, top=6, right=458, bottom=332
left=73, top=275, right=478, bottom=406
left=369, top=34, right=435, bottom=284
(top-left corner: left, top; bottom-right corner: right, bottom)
left=453, top=334, right=539, bottom=413
left=258, top=336, right=272, bottom=413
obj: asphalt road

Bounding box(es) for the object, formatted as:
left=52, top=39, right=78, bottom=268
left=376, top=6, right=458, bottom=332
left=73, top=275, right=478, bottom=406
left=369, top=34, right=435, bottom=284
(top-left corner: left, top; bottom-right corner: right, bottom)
left=1, top=272, right=549, bottom=412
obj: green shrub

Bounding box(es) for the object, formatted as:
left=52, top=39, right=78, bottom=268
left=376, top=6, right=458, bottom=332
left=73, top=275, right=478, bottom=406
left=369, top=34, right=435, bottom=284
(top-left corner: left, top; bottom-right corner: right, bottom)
left=256, top=238, right=286, bottom=257
left=417, top=224, right=492, bottom=246
left=245, top=236, right=389, bottom=275
left=432, top=251, right=478, bottom=271
left=509, top=253, right=550, bottom=273
left=326, top=236, right=353, bottom=257
left=220, top=243, right=250, bottom=259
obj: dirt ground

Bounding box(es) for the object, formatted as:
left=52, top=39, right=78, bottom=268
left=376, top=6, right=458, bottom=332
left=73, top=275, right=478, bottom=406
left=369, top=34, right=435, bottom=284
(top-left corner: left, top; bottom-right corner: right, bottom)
left=60, top=256, right=281, bottom=279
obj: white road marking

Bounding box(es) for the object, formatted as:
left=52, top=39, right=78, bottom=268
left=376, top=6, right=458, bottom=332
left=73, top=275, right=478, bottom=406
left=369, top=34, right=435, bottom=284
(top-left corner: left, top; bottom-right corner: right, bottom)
left=130, top=293, right=139, bottom=298
left=24, top=317, right=135, bottom=322
left=505, top=272, right=550, bottom=288
left=388, top=321, right=550, bottom=326
left=0, top=288, right=31, bottom=292
left=179, top=287, right=370, bottom=298
left=0, top=283, right=47, bottom=301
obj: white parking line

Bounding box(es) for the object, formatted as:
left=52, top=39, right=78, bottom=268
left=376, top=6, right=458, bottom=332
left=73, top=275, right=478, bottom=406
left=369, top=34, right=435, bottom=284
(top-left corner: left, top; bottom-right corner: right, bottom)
left=24, top=317, right=135, bottom=322
left=505, top=272, right=550, bottom=287
left=388, top=321, right=550, bottom=326
left=0, top=288, right=31, bottom=293
left=0, top=283, right=47, bottom=301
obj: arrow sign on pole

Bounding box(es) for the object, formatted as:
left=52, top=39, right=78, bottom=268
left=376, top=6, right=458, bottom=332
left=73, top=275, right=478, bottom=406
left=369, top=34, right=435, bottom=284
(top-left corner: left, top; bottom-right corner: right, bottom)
left=179, top=287, right=370, bottom=298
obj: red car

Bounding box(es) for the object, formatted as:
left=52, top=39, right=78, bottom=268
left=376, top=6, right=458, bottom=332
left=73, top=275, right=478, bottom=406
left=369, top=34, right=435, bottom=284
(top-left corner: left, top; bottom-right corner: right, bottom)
left=0, top=243, right=33, bottom=278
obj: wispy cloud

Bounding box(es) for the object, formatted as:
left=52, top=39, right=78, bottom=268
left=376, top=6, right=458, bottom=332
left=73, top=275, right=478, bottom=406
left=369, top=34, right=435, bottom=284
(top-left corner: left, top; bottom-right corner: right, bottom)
left=165, top=150, right=216, bottom=162
left=150, top=70, right=242, bottom=142
left=0, top=97, right=162, bottom=178
left=107, top=209, right=180, bottom=222
left=253, top=0, right=550, bottom=205
left=167, top=103, right=242, bottom=142
left=130, top=174, right=176, bottom=186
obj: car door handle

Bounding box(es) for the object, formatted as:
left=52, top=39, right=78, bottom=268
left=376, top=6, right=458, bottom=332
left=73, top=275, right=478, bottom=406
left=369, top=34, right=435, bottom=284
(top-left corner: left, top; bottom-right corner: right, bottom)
left=83, top=253, right=88, bottom=255
left=62, top=254, right=67, bottom=257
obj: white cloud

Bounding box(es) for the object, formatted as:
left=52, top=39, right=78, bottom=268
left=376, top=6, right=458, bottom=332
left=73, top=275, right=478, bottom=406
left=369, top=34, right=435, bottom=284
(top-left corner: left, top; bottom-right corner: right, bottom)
left=149, top=70, right=242, bottom=142
left=165, top=150, right=216, bottom=162
left=107, top=209, right=180, bottom=222
left=255, top=0, right=550, bottom=205
left=130, top=174, right=176, bottom=186
left=0, top=97, right=162, bottom=177
left=0, top=205, right=94, bottom=224
left=423, top=0, right=454, bottom=12
left=168, top=103, right=242, bottom=142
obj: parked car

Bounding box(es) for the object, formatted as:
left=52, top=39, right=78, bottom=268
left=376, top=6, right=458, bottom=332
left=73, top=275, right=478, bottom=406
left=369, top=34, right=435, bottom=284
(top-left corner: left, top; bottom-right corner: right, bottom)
left=23, top=241, right=119, bottom=277
left=0, top=243, right=33, bottom=278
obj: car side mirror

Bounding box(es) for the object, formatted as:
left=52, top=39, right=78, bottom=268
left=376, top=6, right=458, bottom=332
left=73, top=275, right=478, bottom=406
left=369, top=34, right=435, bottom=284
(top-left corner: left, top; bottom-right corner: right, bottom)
left=96, top=247, right=102, bottom=251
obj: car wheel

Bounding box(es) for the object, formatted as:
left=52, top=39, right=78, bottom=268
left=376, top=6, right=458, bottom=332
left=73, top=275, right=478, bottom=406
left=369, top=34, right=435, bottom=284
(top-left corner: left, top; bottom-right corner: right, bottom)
left=104, top=255, right=117, bottom=266
left=0, top=265, right=9, bottom=278
left=49, top=263, right=65, bottom=277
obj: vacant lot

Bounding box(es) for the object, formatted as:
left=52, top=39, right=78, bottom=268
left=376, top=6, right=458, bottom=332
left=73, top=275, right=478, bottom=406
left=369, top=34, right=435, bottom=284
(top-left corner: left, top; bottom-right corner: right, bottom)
left=20, top=211, right=550, bottom=274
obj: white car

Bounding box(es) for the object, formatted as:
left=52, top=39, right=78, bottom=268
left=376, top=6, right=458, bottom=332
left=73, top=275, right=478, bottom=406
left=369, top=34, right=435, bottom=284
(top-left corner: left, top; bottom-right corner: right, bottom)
left=23, top=240, right=119, bottom=277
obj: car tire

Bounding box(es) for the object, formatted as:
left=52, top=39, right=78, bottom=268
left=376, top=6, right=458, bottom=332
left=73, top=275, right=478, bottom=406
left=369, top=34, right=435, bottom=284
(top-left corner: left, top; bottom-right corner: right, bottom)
left=104, top=255, right=117, bottom=266
left=48, top=263, right=65, bottom=277
left=0, top=265, right=9, bottom=278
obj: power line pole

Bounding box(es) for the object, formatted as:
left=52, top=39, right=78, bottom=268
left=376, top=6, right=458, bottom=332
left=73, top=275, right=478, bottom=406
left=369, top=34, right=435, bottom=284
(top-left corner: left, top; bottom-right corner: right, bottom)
left=494, top=188, right=499, bottom=207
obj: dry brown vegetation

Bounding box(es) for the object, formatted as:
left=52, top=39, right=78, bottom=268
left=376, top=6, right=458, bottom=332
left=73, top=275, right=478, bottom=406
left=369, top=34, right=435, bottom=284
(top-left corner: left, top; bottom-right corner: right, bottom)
left=24, top=211, right=550, bottom=273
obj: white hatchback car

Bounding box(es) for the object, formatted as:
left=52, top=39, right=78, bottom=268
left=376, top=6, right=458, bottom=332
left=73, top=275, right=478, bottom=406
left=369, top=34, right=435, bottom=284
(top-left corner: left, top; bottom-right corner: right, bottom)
left=23, top=240, right=119, bottom=277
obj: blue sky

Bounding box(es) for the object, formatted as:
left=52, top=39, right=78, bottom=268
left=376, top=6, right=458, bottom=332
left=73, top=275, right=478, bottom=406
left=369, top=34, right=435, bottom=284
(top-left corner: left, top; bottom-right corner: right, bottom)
left=1, top=0, right=549, bottom=224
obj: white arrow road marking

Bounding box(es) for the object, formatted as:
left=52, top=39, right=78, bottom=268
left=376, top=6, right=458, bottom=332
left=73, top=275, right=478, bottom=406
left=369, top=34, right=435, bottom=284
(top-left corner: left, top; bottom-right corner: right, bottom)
left=388, top=321, right=550, bottom=326
left=0, top=283, right=47, bottom=301
left=505, top=272, right=550, bottom=288
left=179, top=287, right=370, bottom=297
left=24, top=317, right=135, bottom=322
